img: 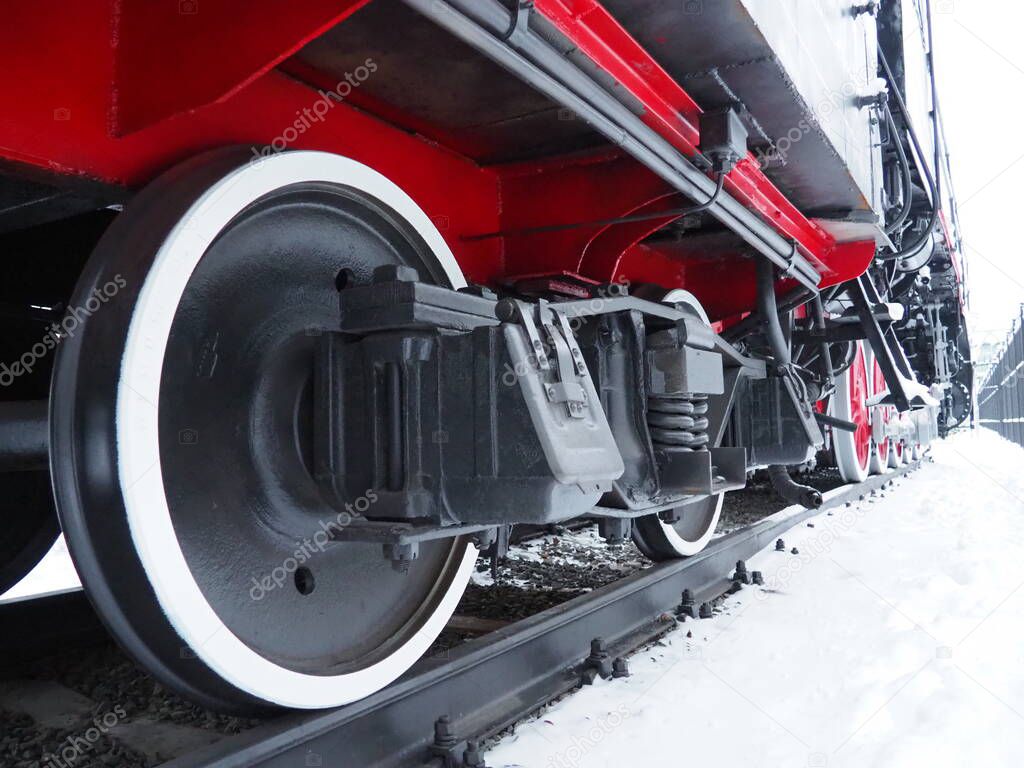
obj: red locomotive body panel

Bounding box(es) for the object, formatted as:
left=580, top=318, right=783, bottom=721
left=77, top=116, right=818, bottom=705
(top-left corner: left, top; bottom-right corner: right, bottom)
left=0, top=0, right=877, bottom=312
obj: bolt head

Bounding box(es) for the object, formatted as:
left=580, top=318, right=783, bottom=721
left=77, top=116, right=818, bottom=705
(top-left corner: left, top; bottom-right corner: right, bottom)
left=372, top=264, right=420, bottom=284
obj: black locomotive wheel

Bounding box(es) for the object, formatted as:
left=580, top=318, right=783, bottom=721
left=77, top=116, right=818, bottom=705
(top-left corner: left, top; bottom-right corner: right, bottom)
left=631, top=494, right=724, bottom=561
left=630, top=288, right=724, bottom=562
left=0, top=472, right=58, bottom=596
left=50, top=149, right=476, bottom=711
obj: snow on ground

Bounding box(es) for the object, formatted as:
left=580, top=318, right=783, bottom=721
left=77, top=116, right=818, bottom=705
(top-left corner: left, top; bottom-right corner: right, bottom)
left=487, top=428, right=1024, bottom=768
left=6, top=429, right=1024, bottom=766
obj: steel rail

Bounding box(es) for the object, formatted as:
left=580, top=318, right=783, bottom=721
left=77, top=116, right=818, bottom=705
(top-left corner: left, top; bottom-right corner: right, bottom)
left=0, top=466, right=917, bottom=767
left=110, top=464, right=914, bottom=768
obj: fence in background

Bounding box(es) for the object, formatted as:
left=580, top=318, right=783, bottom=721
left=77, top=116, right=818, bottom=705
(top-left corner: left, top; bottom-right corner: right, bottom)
left=978, top=308, right=1024, bottom=447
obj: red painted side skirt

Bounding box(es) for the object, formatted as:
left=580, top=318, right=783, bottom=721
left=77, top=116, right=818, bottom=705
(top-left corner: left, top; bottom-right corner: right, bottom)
left=0, top=0, right=876, bottom=301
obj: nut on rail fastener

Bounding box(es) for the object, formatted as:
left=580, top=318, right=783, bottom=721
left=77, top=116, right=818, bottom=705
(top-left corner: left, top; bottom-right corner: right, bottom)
left=582, top=637, right=613, bottom=683
left=676, top=588, right=698, bottom=619
left=433, top=715, right=457, bottom=750
left=612, top=657, right=631, bottom=678
left=463, top=741, right=487, bottom=768
left=733, top=560, right=751, bottom=585
left=430, top=715, right=470, bottom=768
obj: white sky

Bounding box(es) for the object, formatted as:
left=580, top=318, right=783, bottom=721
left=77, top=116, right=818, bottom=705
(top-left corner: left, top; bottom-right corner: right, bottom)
left=931, top=3, right=1024, bottom=351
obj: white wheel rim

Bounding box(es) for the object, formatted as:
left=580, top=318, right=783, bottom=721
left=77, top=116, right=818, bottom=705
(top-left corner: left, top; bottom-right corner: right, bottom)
left=657, top=494, right=724, bottom=556
left=116, top=151, right=476, bottom=708
left=833, top=343, right=871, bottom=483
left=867, top=351, right=893, bottom=475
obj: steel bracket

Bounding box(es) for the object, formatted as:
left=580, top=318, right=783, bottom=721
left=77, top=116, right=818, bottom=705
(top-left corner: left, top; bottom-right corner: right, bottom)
left=846, top=275, right=913, bottom=411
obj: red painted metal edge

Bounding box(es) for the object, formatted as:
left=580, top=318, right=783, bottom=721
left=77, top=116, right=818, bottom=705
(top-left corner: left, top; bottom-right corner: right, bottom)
left=532, top=0, right=874, bottom=285
left=111, top=0, right=372, bottom=135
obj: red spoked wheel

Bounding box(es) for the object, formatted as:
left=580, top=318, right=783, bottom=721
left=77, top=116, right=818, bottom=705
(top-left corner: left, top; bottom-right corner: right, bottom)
left=833, top=342, right=872, bottom=483
left=890, top=435, right=906, bottom=467
left=869, top=358, right=893, bottom=474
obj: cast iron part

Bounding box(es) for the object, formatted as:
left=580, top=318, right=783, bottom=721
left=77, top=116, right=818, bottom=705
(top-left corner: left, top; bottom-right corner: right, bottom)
left=571, top=294, right=758, bottom=511
left=318, top=269, right=761, bottom=539
left=756, top=259, right=823, bottom=448
left=315, top=266, right=623, bottom=529
left=597, top=517, right=632, bottom=545
left=729, top=375, right=818, bottom=466
left=612, top=657, right=631, bottom=679
left=583, top=637, right=614, bottom=683
left=726, top=260, right=823, bottom=467
left=732, top=560, right=750, bottom=585
left=768, top=465, right=823, bottom=509
left=676, top=588, right=697, bottom=619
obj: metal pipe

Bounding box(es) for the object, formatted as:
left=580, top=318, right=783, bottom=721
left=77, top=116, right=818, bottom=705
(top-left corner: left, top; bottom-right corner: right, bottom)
left=721, top=286, right=814, bottom=344
left=926, top=0, right=942, bottom=205
left=878, top=49, right=940, bottom=266
left=814, top=412, right=856, bottom=433
left=767, top=465, right=822, bottom=509
left=756, top=258, right=790, bottom=367
left=402, top=0, right=821, bottom=291
left=811, top=296, right=834, bottom=387
left=883, top=104, right=913, bottom=236
left=0, top=400, right=49, bottom=471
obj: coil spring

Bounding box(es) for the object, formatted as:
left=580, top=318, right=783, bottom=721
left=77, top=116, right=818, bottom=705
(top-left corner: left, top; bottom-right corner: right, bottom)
left=647, top=393, right=710, bottom=451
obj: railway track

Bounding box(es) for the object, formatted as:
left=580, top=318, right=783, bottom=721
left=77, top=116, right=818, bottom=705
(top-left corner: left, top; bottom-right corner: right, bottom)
left=0, top=464, right=918, bottom=768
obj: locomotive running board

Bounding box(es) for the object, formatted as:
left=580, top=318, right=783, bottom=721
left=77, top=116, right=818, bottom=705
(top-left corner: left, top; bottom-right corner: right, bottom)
left=140, top=464, right=915, bottom=768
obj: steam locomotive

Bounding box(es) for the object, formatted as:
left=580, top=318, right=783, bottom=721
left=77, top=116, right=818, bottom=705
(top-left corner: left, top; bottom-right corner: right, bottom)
left=0, top=0, right=968, bottom=711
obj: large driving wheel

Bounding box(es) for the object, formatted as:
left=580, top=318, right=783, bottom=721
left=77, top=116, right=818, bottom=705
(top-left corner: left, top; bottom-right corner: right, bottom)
left=869, top=357, right=893, bottom=474
left=833, top=342, right=872, bottom=483
left=50, top=150, right=476, bottom=711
